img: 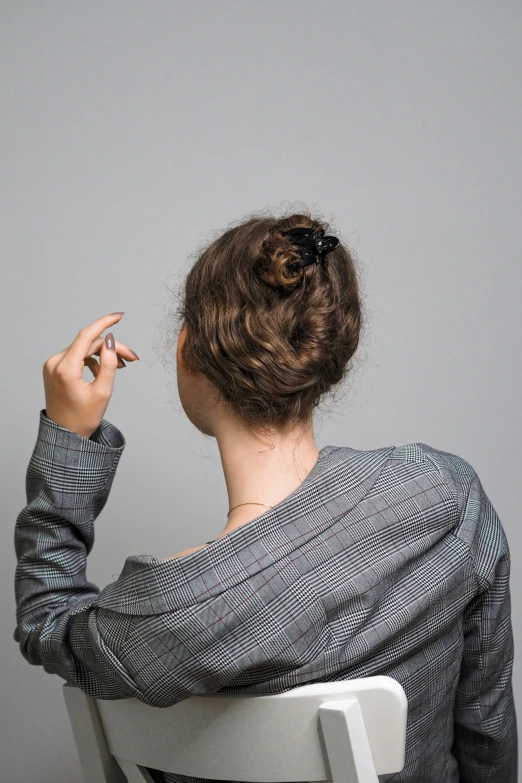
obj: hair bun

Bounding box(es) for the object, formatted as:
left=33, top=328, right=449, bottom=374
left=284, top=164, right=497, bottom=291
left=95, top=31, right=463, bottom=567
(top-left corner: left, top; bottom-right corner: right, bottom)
left=176, top=208, right=361, bottom=435
left=259, top=219, right=334, bottom=290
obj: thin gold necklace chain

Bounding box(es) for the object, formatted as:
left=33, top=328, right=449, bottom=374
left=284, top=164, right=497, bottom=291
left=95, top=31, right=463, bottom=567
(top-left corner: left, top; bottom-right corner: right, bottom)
left=227, top=501, right=273, bottom=517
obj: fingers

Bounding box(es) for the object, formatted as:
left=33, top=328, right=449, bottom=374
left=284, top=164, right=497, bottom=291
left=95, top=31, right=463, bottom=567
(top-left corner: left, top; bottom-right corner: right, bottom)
left=84, top=355, right=126, bottom=378
left=89, top=328, right=123, bottom=400
left=59, top=313, right=126, bottom=373
left=86, top=335, right=139, bottom=363
left=84, top=356, right=100, bottom=378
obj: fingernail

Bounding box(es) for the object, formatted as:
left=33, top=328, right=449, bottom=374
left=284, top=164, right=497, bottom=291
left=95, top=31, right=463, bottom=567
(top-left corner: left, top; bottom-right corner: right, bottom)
left=105, top=332, right=116, bottom=350
left=110, top=311, right=125, bottom=316
left=119, top=359, right=127, bottom=368
left=129, top=349, right=140, bottom=360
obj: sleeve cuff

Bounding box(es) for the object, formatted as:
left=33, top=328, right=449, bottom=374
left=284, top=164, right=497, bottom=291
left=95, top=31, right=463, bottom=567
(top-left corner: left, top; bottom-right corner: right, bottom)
left=39, top=408, right=126, bottom=453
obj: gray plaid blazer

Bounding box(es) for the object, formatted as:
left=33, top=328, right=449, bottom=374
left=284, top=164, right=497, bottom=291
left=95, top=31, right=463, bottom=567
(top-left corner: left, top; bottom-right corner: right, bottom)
left=14, top=410, right=517, bottom=783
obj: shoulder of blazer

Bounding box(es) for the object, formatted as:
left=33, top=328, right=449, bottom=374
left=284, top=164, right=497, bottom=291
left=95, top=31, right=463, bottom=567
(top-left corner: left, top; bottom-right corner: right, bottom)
left=385, top=440, right=478, bottom=525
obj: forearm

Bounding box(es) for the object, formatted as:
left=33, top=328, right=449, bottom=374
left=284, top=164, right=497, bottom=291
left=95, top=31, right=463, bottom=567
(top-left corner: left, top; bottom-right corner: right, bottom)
left=453, top=632, right=518, bottom=783
left=13, top=409, right=128, bottom=682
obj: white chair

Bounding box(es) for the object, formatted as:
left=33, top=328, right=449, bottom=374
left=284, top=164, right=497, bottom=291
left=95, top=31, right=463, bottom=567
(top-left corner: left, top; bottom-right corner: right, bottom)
left=63, top=676, right=407, bottom=783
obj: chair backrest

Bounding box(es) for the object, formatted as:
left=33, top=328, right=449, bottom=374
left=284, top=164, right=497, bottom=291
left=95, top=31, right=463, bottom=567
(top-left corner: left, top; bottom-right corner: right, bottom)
left=63, top=676, right=407, bottom=783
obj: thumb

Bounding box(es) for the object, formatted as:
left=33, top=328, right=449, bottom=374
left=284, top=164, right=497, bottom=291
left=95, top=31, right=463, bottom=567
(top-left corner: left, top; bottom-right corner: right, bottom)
left=93, top=332, right=119, bottom=398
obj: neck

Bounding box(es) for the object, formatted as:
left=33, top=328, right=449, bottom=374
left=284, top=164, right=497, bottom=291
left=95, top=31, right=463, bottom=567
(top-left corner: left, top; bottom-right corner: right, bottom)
left=213, top=421, right=320, bottom=536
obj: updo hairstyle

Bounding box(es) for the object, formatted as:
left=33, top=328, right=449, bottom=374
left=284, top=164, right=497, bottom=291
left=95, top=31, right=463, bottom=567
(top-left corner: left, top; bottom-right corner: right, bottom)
left=175, top=207, right=362, bottom=436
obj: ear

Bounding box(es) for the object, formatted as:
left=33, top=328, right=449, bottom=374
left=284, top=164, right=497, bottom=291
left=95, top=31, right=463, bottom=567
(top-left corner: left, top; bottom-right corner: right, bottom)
left=176, top=323, right=189, bottom=372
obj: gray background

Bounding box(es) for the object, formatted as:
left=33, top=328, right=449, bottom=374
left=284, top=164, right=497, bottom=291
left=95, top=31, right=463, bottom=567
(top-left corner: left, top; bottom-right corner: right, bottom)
left=1, top=2, right=521, bottom=781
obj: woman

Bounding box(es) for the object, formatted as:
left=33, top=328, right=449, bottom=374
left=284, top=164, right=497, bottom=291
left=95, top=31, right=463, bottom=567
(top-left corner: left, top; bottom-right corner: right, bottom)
left=14, top=210, right=517, bottom=783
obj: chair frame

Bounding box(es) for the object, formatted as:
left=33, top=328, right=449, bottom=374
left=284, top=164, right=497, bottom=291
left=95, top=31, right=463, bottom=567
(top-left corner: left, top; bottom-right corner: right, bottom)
left=63, top=676, right=407, bottom=783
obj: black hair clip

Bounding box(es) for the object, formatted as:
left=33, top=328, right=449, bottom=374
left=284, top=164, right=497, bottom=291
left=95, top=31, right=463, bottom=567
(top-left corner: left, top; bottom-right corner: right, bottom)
left=283, top=227, right=339, bottom=270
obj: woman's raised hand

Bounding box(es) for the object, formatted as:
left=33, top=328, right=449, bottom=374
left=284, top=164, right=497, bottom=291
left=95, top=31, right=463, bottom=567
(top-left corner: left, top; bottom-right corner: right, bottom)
left=42, top=312, right=139, bottom=439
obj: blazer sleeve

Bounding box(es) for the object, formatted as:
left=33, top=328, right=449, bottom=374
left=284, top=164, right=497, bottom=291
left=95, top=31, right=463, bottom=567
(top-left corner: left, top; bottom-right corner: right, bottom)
left=451, top=463, right=518, bottom=782
left=13, top=408, right=140, bottom=699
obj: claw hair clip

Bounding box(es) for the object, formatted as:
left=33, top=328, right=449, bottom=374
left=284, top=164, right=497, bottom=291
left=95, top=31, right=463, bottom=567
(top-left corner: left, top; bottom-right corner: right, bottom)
left=283, top=227, right=340, bottom=269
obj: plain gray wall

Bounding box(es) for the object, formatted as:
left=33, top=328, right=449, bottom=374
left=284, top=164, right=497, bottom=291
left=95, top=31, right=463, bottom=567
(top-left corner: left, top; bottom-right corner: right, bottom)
left=1, top=2, right=521, bottom=781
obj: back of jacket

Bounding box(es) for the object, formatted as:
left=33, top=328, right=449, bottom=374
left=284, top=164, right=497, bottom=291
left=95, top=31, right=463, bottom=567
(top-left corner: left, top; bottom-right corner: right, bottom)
left=14, top=411, right=518, bottom=783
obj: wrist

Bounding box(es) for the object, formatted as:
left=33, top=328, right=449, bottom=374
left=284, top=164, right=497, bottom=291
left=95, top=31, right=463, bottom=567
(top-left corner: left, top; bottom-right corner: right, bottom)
left=43, top=411, right=96, bottom=440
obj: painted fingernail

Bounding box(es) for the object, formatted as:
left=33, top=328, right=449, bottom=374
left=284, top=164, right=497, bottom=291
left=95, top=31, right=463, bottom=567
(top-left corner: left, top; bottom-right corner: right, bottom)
left=105, top=332, right=116, bottom=350
left=129, top=350, right=140, bottom=360
left=119, top=359, right=127, bottom=368
left=110, top=311, right=125, bottom=316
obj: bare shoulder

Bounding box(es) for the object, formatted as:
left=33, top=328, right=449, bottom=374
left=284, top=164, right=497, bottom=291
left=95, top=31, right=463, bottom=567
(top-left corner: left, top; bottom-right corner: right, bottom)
left=160, top=543, right=208, bottom=561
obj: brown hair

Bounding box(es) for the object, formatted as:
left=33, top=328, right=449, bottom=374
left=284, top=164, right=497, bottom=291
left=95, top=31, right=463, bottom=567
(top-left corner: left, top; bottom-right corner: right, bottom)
left=169, top=205, right=363, bottom=436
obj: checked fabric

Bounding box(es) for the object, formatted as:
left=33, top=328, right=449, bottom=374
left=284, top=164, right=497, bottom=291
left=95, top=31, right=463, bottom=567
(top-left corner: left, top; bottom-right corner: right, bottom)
left=13, top=409, right=518, bottom=782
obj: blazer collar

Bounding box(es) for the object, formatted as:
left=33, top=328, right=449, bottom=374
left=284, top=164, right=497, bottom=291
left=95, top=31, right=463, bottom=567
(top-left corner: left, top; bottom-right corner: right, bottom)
left=94, top=443, right=395, bottom=615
